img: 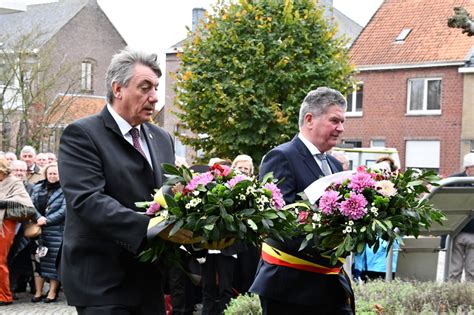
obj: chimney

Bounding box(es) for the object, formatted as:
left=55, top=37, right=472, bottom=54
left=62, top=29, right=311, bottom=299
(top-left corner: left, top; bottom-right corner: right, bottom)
left=192, top=8, right=206, bottom=32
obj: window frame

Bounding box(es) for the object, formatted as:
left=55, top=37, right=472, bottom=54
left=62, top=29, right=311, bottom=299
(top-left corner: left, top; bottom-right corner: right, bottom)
left=406, top=77, right=442, bottom=115
left=346, top=82, right=363, bottom=117
left=81, top=60, right=93, bottom=92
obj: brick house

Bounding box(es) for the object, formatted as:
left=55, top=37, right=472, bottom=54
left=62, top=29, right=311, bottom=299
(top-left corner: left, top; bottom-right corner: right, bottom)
left=163, top=3, right=363, bottom=164
left=347, top=0, right=474, bottom=176
left=0, top=0, right=126, bottom=152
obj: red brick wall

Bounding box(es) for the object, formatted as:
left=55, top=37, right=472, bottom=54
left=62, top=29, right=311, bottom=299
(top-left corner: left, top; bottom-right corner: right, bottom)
left=343, top=66, right=463, bottom=176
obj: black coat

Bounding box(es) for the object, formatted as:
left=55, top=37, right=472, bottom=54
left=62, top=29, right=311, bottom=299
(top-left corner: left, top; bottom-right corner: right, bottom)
left=58, top=106, right=175, bottom=308
left=31, top=180, right=65, bottom=280
left=250, top=136, right=352, bottom=309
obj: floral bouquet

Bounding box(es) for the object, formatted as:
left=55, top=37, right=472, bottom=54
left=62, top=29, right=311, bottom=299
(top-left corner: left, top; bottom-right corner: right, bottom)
left=136, top=163, right=297, bottom=263
left=287, top=166, right=446, bottom=265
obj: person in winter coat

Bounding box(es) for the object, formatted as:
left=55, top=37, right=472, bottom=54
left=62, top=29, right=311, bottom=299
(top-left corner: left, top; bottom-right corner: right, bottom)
left=30, top=162, right=65, bottom=303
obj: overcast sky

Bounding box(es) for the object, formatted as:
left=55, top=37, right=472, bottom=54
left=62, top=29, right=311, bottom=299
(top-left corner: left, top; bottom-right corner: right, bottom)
left=95, top=0, right=383, bottom=53
left=22, top=0, right=383, bottom=108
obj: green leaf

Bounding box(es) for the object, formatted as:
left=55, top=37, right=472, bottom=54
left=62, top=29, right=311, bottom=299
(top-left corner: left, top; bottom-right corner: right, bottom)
left=204, top=223, right=215, bottom=231
left=169, top=219, right=184, bottom=236
left=161, top=163, right=182, bottom=176
left=247, top=219, right=258, bottom=231
left=223, top=199, right=234, bottom=208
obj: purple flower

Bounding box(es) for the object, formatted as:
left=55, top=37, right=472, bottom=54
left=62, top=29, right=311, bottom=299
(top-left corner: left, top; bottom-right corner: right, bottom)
left=348, top=171, right=376, bottom=192
left=264, top=183, right=285, bottom=210
left=145, top=202, right=161, bottom=216
left=226, top=174, right=249, bottom=188
left=340, top=192, right=368, bottom=220
left=185, top=172, right=214, bottom=191
left=319, top=190, right=341, bottom=214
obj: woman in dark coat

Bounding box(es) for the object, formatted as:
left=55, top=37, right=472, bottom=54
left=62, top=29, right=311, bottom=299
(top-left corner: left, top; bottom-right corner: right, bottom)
left=30, top=162, right=65, bottom=303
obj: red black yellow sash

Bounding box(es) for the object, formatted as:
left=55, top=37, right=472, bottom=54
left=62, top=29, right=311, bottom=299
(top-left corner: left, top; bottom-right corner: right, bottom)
left=261, top=242, right=343, bottom=275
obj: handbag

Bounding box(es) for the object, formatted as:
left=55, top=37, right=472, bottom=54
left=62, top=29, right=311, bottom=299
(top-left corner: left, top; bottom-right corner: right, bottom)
left=24, top=222, right=42, bottom=238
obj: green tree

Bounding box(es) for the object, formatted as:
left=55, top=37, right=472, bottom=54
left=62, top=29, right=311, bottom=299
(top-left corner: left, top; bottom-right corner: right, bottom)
left=175, top=0, right=355, bottom=163
left=0, top=30, right=80, bottom=152
left=448, top=7, right=474, bottom=36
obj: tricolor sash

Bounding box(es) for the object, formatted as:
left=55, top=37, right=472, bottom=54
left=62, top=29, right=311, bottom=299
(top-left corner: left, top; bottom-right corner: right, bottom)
left=261, top=242, right=344, bottom=274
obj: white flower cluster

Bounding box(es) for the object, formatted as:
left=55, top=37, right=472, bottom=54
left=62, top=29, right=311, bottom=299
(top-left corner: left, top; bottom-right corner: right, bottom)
left=370, top=205, right=379, bottom=217
left=342, top=220, right=356, bottom=234
left=185, top=197, right=202, bottom=209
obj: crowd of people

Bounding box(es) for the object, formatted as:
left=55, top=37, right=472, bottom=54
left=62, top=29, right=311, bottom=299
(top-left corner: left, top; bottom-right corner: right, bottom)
left=1, top=48, right=472, bottom=315
left=0, top=146, right=63, bottom=307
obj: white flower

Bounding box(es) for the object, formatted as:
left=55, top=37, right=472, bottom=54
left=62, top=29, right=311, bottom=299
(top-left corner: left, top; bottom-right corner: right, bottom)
left=312, top=213, right=321, bottom=222
left=312, top=223, right=317, bottom=229
left=193, top=190, right=200, bottom=196
left=239, top=194, right=246, bottom=200
left=375, top=180, right=397, bottom=197
left=257, top=205, right=264, bottom=211
left=260, top=196, right=269, bottom=204
left=246, top=186, right=256, bottom=195
left=344, top=226, right=352, bottom=234
left=348, top=220, right=354, bottom=226
left=185, top=203, right=191, bottom=209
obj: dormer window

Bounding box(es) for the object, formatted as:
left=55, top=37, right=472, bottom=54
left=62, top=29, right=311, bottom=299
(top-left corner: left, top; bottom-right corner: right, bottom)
left=395, top=28, right=411, bottom=42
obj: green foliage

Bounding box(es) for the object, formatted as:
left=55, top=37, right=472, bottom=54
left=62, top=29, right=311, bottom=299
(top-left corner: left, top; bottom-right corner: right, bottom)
left=354, top=279, right=474, bottom=314
left=223, top=281, right=474, bottom=314
left=225, top=294, right=262, bottom=315
left=175, top=0, right=354, bottom=162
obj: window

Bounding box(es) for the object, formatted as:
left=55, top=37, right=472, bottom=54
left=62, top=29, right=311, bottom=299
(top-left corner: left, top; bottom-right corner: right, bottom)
left=342, top=140, right=362, bottom=148
left=346, top=83, right=363, bottom=116
left=81, top=61, right=93, bottom=91
left=395, top=28, right=412, bottom=42
left=405, top=140, right=440, bottom=172
left=371, top=139, right=386, bottom=148
left=407, top=78, right=441, bottom=114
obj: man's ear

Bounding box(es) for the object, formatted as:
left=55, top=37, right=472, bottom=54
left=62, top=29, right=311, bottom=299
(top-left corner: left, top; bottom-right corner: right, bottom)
left=112, top=82, right=122, bottom=99
left=304, top=112, right=314, bottom=129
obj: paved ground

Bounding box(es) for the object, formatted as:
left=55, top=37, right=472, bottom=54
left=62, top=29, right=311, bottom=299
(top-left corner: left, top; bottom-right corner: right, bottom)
left=0, top=291, right=75, bottom=315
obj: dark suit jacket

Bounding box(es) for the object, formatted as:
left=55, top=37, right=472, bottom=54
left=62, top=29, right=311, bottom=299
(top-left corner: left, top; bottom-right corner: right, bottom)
left=58, top=106, right=175, bottom=308
left=250, top=136, right=352, bottom=308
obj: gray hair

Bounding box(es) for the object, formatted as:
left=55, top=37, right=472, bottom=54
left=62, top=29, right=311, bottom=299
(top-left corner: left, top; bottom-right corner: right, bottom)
left=105, top=49, right=162, bottom=104
left=10, top=159, right=27, bottom=170
left=20, top=145, right=36, bottom=156
left=298, top=87, right=347, bottom=128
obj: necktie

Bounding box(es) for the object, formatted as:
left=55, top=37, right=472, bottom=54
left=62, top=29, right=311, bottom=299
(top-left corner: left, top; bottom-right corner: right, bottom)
left=129, top=128, right=146, bottom=157
left=316, top=153, right=332, bottom=176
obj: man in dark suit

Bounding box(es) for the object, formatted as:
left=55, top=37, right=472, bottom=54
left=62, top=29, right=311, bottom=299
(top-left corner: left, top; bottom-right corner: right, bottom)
left=58, top=49, right=197, bottom=315
left=250, top=87, right=354, bottom=314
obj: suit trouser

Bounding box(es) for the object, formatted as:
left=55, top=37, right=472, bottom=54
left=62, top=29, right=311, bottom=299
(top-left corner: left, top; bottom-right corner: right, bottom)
left=449, top=232, right=474, bottom=282
left=260, top=296, right=354, bottom=315
left=201, top=254, right=235, bottom=315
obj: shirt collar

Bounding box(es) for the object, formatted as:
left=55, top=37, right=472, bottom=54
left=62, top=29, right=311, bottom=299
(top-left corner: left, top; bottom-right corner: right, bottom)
left=107, top=104, right=142, bottom=136
left=298, top=133, right=323, bottom=156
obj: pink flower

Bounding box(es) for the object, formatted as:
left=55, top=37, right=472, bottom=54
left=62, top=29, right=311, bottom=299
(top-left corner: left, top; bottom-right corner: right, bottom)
left=264, top=182, right=285, bottom=210
left=210, top=163, right=231, bottom=177
left=348, top=171, right=376, bottom=192
left=145, top=202, right=161, bottom=216
left=298, top=210, right=309, bottom=223
left=185, top=172, right=214, bottom=191
left=227, top=175, right=249, bottom=188
left=319, top=190, right=341, bottom=214
left=340, top=192, right=368, bottom=220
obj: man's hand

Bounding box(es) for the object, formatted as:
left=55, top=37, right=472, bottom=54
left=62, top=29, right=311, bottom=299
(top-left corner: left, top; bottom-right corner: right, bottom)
left=159, top=224, right=201, bottom=244
left=149, top=218, right=201, bottom=244
left=197, top=238, right=235, bottom=250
